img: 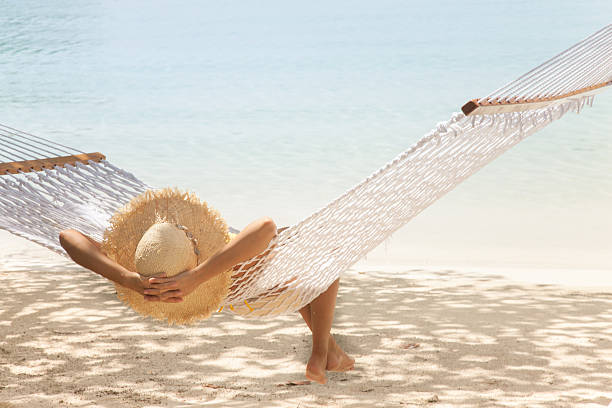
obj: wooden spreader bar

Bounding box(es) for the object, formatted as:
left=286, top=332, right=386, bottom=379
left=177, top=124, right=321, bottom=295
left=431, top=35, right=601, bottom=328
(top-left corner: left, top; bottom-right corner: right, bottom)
left=0, top=152, right=106, bottom=175
left=462, top=81, right=611, bottom=116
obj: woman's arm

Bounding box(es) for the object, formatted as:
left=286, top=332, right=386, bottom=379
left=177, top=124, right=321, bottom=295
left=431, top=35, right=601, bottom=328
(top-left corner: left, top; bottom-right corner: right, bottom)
left=144, top=217, right=278, bottom=302
left=58, top=229, right=177, bottom=302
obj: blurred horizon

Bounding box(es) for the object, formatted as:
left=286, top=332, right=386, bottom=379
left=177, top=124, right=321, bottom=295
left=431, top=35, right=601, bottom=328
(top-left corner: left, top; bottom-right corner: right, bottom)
left=1, top=1, right=611, bottom=275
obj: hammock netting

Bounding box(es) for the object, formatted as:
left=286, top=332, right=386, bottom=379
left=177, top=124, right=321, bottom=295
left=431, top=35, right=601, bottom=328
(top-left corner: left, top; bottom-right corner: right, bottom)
left=1, top=24, right=610, bottom=318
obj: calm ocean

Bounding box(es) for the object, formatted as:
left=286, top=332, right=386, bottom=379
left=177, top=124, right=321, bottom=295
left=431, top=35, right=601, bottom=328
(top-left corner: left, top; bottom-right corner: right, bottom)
left=1, top=1, right=611, bottom=276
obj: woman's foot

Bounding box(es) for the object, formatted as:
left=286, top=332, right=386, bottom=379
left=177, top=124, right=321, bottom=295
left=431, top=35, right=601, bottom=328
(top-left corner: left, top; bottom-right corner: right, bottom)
left=326, top=337, right=355, bottom=372
left=305, top=337, right=354, bottom=384
left=306, top=351, right=328, bottom=384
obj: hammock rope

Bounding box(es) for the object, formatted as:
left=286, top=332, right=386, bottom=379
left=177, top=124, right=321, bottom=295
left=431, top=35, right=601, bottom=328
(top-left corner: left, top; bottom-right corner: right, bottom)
left=1, top=24, right=610, bottom=318
left=482, top=24, right=612, bottom=102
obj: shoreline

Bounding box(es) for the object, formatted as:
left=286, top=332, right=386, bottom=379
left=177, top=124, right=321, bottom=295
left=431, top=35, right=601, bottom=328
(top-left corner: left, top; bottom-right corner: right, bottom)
left=2, top=230, right=611, bottom=290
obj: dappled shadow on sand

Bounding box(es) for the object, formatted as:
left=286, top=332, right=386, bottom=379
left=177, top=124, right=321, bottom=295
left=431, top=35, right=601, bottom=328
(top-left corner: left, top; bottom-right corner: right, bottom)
left=1, top=264, right=612, bottom=407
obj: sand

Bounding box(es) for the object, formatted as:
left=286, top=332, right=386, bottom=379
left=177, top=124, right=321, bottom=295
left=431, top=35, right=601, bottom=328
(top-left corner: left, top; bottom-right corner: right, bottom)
left=1, top=246, right=612, bottom=407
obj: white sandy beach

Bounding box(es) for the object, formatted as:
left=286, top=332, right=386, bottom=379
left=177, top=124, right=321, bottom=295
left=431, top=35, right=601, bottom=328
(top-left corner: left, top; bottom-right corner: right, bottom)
left=1, top=233, right=612, bottom=408
left=1, top=2, right=611, bottom=406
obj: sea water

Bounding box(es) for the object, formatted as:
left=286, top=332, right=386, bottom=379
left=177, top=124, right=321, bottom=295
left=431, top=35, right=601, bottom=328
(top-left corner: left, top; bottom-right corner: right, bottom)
left=1, top=1, right=611, bottom=280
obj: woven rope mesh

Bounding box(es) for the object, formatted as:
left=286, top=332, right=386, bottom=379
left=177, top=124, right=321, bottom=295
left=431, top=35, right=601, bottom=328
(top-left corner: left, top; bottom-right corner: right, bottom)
left=0, top=160, right=148, bottom=252
left=0, top=24, right=610, bottom=319
left=222, top=96, right=598, bottom=317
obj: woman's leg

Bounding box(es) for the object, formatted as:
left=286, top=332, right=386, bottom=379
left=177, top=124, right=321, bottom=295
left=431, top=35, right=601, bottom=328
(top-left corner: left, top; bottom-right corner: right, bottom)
left=299, top=302, right=354, bottom=373
left=300, top=278, right=354, bottom=384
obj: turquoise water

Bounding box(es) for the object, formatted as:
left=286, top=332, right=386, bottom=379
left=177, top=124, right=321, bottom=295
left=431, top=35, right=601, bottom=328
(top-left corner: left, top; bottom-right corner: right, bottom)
left=1, top=1, right=611, bottom=271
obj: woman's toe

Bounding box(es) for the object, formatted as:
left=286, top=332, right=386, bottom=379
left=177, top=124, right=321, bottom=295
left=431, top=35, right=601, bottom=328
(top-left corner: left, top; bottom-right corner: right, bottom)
left=305, top=368, right=327, bottom=384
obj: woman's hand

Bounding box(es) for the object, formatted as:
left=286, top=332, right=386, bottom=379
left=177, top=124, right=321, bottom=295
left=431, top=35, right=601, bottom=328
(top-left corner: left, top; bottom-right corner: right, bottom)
left=142, top=269, right=201, bottom=303
left=123, top=271, right=186, bottom=303
left=140, top=219, right=284, bottom=303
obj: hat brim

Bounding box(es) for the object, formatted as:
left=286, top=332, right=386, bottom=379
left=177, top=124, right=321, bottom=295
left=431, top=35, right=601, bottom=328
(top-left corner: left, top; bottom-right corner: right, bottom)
left=101, top=187, right=232, bottom=324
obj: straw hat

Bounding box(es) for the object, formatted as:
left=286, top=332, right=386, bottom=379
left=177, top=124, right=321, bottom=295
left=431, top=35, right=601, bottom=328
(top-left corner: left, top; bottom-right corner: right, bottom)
left=101, top=187, right=233, bottom=324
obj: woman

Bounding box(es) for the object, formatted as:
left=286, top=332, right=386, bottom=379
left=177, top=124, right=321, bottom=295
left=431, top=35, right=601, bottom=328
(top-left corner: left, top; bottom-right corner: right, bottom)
left=59, top=216, right=354, bottom=384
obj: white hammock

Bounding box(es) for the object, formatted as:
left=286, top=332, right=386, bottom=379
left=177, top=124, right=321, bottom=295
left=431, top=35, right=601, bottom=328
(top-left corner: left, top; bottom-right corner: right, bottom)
left=1, top=24, right=610, bottom=318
